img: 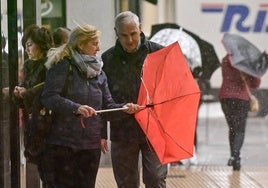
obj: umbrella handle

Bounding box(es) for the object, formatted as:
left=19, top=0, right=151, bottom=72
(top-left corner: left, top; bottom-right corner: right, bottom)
left=95, top=107, right=128, bottom=114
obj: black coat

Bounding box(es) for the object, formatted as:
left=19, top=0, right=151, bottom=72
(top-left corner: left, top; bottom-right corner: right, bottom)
left=101, top=33, right=163, bottom=142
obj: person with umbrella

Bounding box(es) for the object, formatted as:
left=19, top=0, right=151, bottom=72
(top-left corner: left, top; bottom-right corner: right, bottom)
left=40, top=24, right=139, bottom=187
left=101, top=11, right=168, bottom=187
left=218, top=54, right=261, bottom=171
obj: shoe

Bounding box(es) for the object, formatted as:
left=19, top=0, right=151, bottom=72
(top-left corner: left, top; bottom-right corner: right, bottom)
left=189, top=154, right=198, bottom=165
left=227, top=157, right=234, bottom=166
left=232, top=158, right=241, bottom=171
left=170, top=162, right=178, bottom=166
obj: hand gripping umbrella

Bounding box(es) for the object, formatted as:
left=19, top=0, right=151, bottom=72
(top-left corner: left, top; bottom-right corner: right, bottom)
left=135, top=42, right=201, bottom=164
left=222, top=33, right=268, bottom=77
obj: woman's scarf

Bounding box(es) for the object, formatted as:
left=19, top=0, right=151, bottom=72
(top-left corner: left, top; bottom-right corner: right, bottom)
left=72, top=50, right=103, bottom=78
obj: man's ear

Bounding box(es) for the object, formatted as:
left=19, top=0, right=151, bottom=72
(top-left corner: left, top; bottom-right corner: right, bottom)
left=114, top=27, right=118, bottom=37
left=139, top=23, right=142, bottom=32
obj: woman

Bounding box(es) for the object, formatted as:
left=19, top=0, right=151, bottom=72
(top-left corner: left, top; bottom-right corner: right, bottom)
left=218, top=54, right=261, bottom=171
left=41, top=24, right=139, bottom=187
left=13, top=24, right=53, bottom=174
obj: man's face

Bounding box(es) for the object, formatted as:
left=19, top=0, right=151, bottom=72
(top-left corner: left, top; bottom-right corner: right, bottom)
left=116, top=21, right=141, bottom=53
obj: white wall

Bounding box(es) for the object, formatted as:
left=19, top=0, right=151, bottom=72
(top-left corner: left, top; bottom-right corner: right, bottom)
left=66, top=0, right=116, bottom=54
left=174, top=0, right=268, bottom=88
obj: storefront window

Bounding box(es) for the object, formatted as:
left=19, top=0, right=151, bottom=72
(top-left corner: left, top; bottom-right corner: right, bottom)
left=41, top=0, right=66, bottom=31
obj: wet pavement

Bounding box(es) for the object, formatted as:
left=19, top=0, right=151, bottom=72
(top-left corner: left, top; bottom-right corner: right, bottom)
left=96, top=102, right=268, bottom=187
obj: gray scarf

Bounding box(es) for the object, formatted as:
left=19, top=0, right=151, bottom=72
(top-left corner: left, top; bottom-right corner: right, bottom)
left=72, top=50, right=103, bottom=78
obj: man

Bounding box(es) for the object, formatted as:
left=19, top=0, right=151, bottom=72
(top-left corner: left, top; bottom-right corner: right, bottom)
left=101, top=11, right=167, bottom=188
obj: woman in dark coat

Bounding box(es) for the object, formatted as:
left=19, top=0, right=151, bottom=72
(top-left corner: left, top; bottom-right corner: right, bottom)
left=41, top=24, right=139, bottom=188
left=13, top=24, right=53, bottom=179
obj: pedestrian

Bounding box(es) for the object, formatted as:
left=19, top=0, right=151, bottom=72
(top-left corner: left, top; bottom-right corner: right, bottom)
left=12, top=24, right=54, bottom=181
left=101, top=11, right=168, bottom=188
left=41, top=24, right=139, bottom=188
left=218, top=54, right=261, bottom=171
left=53, top=27, right=71, bottom=47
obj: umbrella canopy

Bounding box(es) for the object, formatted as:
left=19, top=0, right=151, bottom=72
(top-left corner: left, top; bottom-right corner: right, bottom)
left=150, top=23, right=220, bottom=80
left=150, top=27, right=202, bottom=70
left=222, top=33, right=268, bottom=78
left=135, top=42, right=201, bottom=164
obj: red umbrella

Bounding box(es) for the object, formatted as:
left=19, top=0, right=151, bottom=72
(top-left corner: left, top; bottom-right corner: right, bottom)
left=135, top=42, right=201, bottom=164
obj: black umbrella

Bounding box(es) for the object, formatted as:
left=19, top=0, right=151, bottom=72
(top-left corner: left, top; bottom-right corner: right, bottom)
left=150, top=23, right=220, bottom=80
left=222, top=33, right=268, bottom=78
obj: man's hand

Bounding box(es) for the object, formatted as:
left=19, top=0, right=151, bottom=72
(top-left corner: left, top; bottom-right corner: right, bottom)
left=123, top=103, right=141, bottom=114
left=101, top=139, right=109, bottom=154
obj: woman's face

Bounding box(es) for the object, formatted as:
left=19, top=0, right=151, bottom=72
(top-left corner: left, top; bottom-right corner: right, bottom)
left=25, top=38, right=43, bottom=60
left=79, top=37, right=100, bottom=57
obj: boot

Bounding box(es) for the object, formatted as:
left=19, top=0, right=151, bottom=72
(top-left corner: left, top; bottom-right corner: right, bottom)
left=232, top=157, right=241, bottom=171
left=227, top=157, right=234, bottom=166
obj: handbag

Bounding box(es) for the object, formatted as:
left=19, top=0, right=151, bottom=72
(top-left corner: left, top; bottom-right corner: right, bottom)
left=241, top=74, right=259, bottom=113
left=248, top=94, right=259, bottom=112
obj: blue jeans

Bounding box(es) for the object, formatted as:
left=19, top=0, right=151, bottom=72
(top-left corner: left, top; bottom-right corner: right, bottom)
left=111, top=141, right=167, bottom=188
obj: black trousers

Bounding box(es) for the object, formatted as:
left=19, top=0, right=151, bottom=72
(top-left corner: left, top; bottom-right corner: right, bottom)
left=220, top=98, right=249, bottom=158
left=41, top=145, right=101, bottom=188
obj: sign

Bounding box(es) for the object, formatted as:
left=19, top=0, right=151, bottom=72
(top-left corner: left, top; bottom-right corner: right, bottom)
left=175, top=0, right=268, bottom=87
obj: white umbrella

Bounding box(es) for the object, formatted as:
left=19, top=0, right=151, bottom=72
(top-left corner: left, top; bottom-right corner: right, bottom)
left=222, top=33, right=268, bottom=77
left=150, top=28, right=202, bottom=71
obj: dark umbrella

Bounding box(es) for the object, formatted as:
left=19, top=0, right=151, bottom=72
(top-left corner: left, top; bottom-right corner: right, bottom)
left=150, top=23, right=220, bottom=80
left=222, top=33, right=268, bottom=78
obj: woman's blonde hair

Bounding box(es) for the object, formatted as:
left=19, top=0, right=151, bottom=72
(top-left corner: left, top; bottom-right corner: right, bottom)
left=46, top=24, right=101, bottom=68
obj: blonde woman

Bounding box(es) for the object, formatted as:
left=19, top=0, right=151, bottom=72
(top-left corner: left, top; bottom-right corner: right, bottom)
left=41, top=24, right=139, bottom=187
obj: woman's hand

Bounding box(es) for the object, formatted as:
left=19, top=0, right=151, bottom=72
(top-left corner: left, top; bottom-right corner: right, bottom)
left=13, top=86, right=26, bottom=98
left=76, top=105, right=96, bottom=118
left=123, top=103, right=141, bottom=114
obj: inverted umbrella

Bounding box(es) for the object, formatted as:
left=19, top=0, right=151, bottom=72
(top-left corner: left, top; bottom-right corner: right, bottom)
left=222, top=33, right=268, bottom=77
left=135, top=42, right=201, bottom=164
left=150, top=27, right=202, bottom=71
left=150, top=23, right=220, bottom=80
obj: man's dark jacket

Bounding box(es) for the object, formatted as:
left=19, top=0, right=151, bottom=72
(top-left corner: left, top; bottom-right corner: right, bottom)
left=101, top=33, right=163, bottom=142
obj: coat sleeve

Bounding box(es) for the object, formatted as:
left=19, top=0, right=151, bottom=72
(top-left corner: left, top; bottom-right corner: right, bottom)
left=100, top=70, right=124, bottom=139
left=41, top=59, right=81, bottom=115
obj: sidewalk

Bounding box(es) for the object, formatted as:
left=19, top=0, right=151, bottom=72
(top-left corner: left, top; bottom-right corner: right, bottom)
left=96, top=103, right=268, bottom=187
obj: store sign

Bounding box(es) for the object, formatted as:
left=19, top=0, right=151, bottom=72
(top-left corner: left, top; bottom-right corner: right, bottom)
left=202, top=3, right=268, bottom=33
left=41, top=0, right=53, bottom=17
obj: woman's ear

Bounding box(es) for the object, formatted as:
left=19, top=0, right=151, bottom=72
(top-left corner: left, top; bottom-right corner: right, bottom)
left=77, top=42, right=83, bottom=53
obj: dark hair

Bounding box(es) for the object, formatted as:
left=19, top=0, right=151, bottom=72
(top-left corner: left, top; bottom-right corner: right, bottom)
left=21, top=24, right=54, bottom=52
left=53, top=27, right=71, bottom=47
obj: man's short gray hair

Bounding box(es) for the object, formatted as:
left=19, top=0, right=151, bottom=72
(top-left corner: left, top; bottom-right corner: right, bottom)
left=115, top=11, right=140, bottom=31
